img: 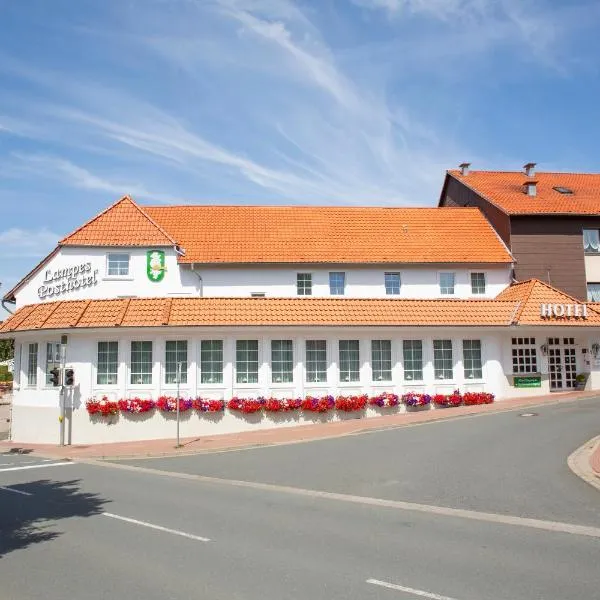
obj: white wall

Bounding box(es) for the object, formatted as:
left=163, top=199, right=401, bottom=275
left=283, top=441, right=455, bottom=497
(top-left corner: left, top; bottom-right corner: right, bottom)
left=14, top=244, right=511, bottom=307
left=584, top=255, right=600, bottom=287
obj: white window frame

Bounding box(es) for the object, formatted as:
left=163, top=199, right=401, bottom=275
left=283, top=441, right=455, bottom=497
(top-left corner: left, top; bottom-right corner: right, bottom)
left=470, top=272, right=486, bottom=295
left=587, top=283, right=600, bottom=302
left=165, top=340, right=188, bottom=385
left=27, top=342, right=38, bottom=387
left=236, top=339, right=259, bottom=385
left=511, top=337, right=538, bottom=374
left=339, top=340, right=360, bottom=383
left=305, top=340, right=327, bottom=383
left=199, top=339, right=224, bottom=385
left=402, top=340, right=423, bottom=382
left=463, top=339, right=483, bottom=380
left=96, top=341, right=119, bottom=386
left=583, top=229, right=600, bottom=254
left=371, top=340, right=392, bottom=382
left=439, top=272, right=456, bottom=296
left=297, top=273, right=313, bottom=296
left=384, top=272, right=401, bottom=295
left=106, top=252, right=131, bottom=279
left=271, top=340, right=294, bottom=384
left=433, top=339, right=454, bottom=380
left=130, top=340, right=153, bottom=385
left=44, top=341, right=61, bottom=387
left=329, top=272, right=346, bottom=296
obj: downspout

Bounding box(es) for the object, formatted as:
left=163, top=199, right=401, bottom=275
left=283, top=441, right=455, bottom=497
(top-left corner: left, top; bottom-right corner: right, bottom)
left=1, top=299, right=15, bottom=315
left=190, top=264, right=203, bottom=297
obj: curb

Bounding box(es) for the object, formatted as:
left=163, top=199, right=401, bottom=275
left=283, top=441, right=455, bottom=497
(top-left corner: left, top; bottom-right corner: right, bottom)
left=567, top=435, right=600, bottom=493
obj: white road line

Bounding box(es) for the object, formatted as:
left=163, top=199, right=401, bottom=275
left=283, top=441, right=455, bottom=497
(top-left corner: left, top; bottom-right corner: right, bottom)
left=0, top=485, right=33, bottom=496
left=0, top=461, right=74, bottom=473
left=367, top=579, right=460, bottom=600
left=102, top=513, right=211, bottom=542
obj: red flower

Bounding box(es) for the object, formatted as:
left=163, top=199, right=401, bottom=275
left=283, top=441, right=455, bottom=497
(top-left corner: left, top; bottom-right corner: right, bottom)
left=335, top=394, right=368, bottom=411
left=263, top=398, right=303, bottom=412
left=193, top=398, right=225, bottom=412
left=301, top=395, right=335, bottom=412
left=463, top=392, right=494, bottom=405
left=227, top=397, right=264, bottom=414
left=86, top=396, right=118, bottom=416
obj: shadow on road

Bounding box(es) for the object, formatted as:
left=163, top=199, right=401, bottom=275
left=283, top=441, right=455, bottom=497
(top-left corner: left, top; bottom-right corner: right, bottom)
left=0, top=478, right=108, bottom=558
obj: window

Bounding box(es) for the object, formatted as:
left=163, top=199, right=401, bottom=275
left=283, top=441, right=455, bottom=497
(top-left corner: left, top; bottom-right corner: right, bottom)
left=45, top=342, right=61, bottom=386
left=463, top=340, right=483, bottom=379
left=511, top=337, right=538, bottom=374
left=439, top=272, right=455, bottom=295
left=271, top=340, right=293, bottom=383
left=165, top=340, right=188, bottom=384
left=583, top=229, right=600, bottom=253
left=200, top=340, right=223, bottom=384
left=433, top=339, right=453, bottom=380
left=251, top=292, right=265, bottom=297
left=371, top=340, right=392, bottom=381
left=329, top=272, right=346, bottom=295
left=306, top=340, right=327, bottom=383
left=130, top=341, right=153, bottom=384
left=339, top=340, right=360, bottom=382
left=553, top=186, right=574, bottom=195
left=403, top=340, right=423, bottom=381
left=384, top=273, right=401, bottom=295
left=297, top=273, right=312, bottom=296
left=107, top=253, right=130, bottom=277
left=470, top=272, right=486, bottom=295
left=97, top=341, right=118, bottom=385
left=27, top=343, right=38, bottom=387
left=588, top=283, right=600, bottom=301
left=236, top=340, right=259, bottom=384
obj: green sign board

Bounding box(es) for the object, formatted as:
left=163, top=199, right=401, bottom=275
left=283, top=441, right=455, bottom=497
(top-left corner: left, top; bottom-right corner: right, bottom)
left=514, top=376, right=542, bottom=388
left=146, top=250, right=166, bottom=283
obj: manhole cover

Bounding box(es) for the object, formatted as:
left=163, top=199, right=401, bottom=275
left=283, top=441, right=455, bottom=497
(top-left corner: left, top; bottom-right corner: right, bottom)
left=519, top=412, right=538, bottom=417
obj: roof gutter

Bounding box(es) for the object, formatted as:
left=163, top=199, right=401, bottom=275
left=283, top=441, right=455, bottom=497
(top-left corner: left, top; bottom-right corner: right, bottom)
left=1, top=299, right=15, bottom=315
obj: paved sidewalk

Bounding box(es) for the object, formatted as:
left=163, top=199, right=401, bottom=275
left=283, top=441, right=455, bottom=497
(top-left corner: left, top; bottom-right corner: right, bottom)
left=590, top=438, right=600, bottom=476
left=1, top=390, right=598, bottom=460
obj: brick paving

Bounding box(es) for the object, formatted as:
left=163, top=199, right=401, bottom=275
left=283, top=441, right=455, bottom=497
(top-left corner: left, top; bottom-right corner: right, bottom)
left=0, top=390, right=598, bottom=460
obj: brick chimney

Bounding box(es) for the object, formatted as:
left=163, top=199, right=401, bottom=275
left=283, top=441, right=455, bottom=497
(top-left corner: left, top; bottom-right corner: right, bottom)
left=459, top=162, right=471, bottom=176
left=523, top=180, right=538, bottom=197
left=523, top=162, right=537, bottom=177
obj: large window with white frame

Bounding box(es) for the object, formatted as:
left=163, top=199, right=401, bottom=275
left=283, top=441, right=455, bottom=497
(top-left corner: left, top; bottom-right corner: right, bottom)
left=371, top=340, right=392, bottom=381
left=433, top=339, right=453, bottom=380
left=165, top=340, right=188, bottom=384
left=27, top=343, right=38, bottom=387
left=402, top=340, right=423, bottom=381
left=306, top=340, right=327, bottom=383
left=329, top=272, right=346, bottom=295
left=439, top=272, right=455, bottom=295
left=200, top=340, right=223, bottom=384
left=236, top=340, right=259, bottom=384
left=297, top=273, right=312, bottom=296
left=45, top=342, right=61, bottom=386
left=130, top=341, right=153, bottom=384
left=583, top=229, right=600, bottom=253
left=107, top=253, right=130, bottom=277
left=339, top=340, right=360, bottom=382
left=271, top=340, right=293, bottom=383
left=463, top=340, right=483, bottom=379
left=97, top=341, right=118, bottom=385
left=470, top=272, right=486, bottom=295
left=587, top=283, right=600, bottom=301
left=511, top=337, right=538, bottom=374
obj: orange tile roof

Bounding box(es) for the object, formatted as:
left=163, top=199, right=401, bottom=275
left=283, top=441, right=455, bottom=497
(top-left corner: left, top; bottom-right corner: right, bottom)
left=60, top=196, right=177, bottom=247
left=495, top=278, right=600, bottom=326
left=447, top=170, right=600, bottom=215
left=0, top=297, right=518, bottom=333
left=142, top=204, right=512, bottom=264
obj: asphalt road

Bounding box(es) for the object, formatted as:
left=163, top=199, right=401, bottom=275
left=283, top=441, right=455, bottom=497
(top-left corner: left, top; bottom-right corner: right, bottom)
left=1, top=397, right=600, bottom=600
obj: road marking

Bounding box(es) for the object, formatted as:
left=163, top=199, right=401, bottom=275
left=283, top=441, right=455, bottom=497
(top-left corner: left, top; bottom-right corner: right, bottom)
left=87, top=460, right=600, bottom=539
left=102, top=513, right=211, bottom=542
left=367, top=579, right=459, bottom=600
left=0, top=485, right=33, bottom=496
left=0, top=461, right=74, bottom=473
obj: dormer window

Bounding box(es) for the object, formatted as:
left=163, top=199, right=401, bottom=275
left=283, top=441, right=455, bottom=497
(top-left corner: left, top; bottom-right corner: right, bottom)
left=553, top=186, right=574, bottom=195
left=107, top=253, right=130, bottom=277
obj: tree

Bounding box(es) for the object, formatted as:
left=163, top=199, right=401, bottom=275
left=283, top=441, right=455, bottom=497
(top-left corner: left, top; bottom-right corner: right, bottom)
left=0, top=339, right=14, bottom=361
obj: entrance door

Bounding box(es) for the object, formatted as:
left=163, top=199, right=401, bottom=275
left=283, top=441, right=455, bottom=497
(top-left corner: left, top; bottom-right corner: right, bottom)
left=548, top=337, right=577, bottom=391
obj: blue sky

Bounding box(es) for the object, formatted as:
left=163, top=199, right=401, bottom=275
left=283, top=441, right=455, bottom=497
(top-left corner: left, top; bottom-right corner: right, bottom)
left=1, top=0, right=600, bottom=305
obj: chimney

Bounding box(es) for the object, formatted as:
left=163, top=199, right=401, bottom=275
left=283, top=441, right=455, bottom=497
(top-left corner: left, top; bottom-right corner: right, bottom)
left=523, top=162, right=536, bottom=177
left=523, top=180, right=538, bottom=197
left=459, top=162, right=471, bottom=176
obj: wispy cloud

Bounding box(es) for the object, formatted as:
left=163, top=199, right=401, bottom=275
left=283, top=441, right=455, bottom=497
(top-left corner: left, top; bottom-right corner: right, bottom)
left=0, top=227, right=59, bottom=258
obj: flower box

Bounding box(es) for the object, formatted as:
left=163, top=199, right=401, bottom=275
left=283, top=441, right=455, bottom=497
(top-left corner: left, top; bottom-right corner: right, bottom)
left=263, top=398, right=303, bottom=412
left=86, top=397, right=119, bottom=416
left=227, top=397, right=265, bottom=414
left=156, top=396, right=193, bottom=412
left=462, top=392, right=494, bottom=406
left=402, top=392, right=432, bottom=407
left=335, top=394, right=368, bottom=412
left=301, top=395, right=335, bottom=413
left=433, top=390, right=462, bottom=407
left=369, top=392, right=400, bottom=408
left=118, top=398, right=156, bottom=414
left=193, top=398, right=225, bottom=412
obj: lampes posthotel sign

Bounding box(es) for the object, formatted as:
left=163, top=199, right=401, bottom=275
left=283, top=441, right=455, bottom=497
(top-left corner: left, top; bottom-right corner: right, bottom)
left=539, top=303, right=588, bottom=319
left=38, top=262, right=99, bottom=299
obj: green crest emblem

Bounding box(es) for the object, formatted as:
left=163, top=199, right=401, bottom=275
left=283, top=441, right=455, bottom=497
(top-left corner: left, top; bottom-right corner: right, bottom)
left=146, top=250, right=166, bottom=282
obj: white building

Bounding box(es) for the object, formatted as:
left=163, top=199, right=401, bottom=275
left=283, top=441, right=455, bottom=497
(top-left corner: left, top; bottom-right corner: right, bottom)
left=2, top=196, right=599, bottom=445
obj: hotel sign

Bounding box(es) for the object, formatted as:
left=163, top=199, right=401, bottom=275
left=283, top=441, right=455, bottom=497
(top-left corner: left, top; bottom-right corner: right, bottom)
left=540, top=303, right=588, bottom=319
left=38, top=262, right=99, bottom=299
left=514, top=375, right=542, bottom=388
